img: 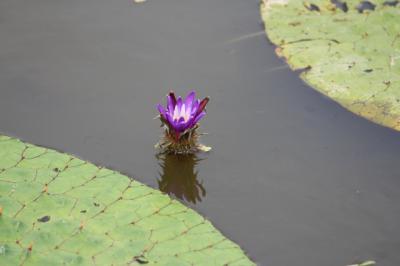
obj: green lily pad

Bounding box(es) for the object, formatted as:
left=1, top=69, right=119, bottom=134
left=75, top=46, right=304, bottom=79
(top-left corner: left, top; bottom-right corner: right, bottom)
left=261, top=0, right=400, bottom=130
left=347, top=260, right=376, bottom=266
left=0, top=135, right=254, bottom=265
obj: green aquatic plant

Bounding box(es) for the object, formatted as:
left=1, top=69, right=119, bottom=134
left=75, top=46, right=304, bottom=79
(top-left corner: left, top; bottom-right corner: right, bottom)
left=0, top=135, right=253, bottom=265
left=261, top=0, right=400, bottom=130
left=156, top=91, right=211, bottom=154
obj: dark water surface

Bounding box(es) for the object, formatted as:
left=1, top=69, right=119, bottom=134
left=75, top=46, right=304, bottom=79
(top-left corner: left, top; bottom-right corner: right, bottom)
left=1, top=0, right=400, bottom=265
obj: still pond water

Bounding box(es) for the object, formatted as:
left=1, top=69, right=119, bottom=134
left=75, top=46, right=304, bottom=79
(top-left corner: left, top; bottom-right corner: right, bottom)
left=1, top=0, right=400, bottom=265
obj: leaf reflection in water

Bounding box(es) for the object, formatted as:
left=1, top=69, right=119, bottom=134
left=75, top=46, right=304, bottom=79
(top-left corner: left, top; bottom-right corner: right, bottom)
left=156, top=153, right=206, bottom=204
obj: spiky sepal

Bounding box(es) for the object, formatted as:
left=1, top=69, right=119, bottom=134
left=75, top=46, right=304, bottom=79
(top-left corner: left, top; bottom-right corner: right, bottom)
left=155, top=118, right=211, bottom=154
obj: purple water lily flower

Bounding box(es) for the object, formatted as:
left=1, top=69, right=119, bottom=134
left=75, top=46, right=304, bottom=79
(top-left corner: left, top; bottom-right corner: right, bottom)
left=157, top=91, right=209, bottom=136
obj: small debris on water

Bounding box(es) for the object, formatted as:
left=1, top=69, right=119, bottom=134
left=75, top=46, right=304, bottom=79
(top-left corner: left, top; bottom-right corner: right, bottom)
left=197, top=144, right=212, bottom=152
left=331, top=0, right=349, bottom=12
left=289, top=21, right=301, bottom=27
left=383, top=0, right=399, bottom=6
left=304, top=2, right=320, bottom=11
left=37, top=215, right=50, bottom=223
left=133, top=255, right=149, bottom=264
left=356, top=1, right=376, bottom=13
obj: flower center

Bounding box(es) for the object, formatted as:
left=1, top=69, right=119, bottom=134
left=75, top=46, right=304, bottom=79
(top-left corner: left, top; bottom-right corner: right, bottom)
left=173, top=104, right=190, bottom=122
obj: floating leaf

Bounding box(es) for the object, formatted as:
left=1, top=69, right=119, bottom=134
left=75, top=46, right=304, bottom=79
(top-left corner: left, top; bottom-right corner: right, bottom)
left=0, top=135, right=253, bottom=265
left=347, top=260, right=376, bottom=266
left=360, top=261, right=377, bottom=266
left=261, top=0, right=400, bottom=131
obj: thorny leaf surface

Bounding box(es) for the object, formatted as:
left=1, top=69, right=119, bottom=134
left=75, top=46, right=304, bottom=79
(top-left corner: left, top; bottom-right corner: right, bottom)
left=0, top=135, right=253, bottom=266
left=261, top=0, right=400, bottom=130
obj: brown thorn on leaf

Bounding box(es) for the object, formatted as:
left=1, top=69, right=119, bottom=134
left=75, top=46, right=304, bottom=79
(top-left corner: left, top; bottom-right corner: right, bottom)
left=79, top=221, right=85, bottom=230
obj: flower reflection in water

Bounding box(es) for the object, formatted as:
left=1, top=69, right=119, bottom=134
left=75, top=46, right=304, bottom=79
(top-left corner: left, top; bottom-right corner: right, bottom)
left=156, top=153, right=206, bottom=204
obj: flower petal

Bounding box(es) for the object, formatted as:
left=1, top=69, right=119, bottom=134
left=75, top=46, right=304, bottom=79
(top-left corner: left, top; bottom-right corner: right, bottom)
left=165, top=112, right=175, bottom=128
left=168, top=91, right=177, bottom=106
left=191, top=99, right=200, bottom=115
left=173, top=120, right=187, bottom=132
left=157, top=104, right=166, bottom=119
left=185, top=91, right=196, bottom=108
left=176, top=97, right=183, bottom=114
left=180, top=103, right=186, bottom=118
left=167, top=95, right=174, bottom=113
left=194, top=97, right=209, bottom=117
left=191, top=111, right=206, bottom=126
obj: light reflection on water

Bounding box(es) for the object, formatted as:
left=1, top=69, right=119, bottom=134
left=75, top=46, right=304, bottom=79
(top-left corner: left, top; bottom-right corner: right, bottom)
left=156, top=153, right=206, bottom=204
